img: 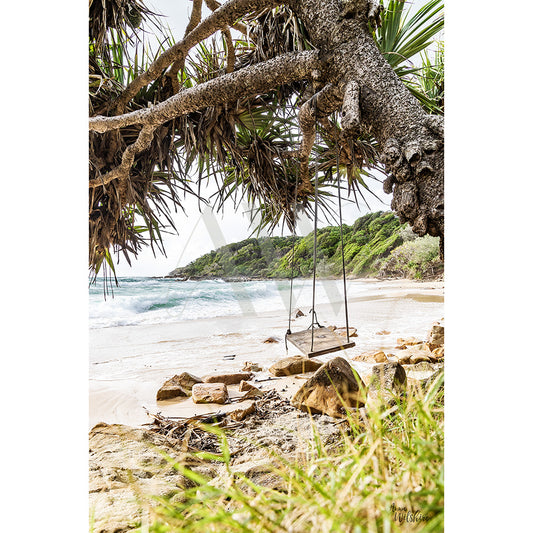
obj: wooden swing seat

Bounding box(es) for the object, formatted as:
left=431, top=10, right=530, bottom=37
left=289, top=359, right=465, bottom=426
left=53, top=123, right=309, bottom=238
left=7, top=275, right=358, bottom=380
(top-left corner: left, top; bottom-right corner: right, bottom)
left=286, top=327, right=355, bottom=358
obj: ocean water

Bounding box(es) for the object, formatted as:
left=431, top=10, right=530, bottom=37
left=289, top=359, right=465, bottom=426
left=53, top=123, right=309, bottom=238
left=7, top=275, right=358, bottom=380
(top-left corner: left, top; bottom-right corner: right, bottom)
left=89, top=277, right=374, bottom=329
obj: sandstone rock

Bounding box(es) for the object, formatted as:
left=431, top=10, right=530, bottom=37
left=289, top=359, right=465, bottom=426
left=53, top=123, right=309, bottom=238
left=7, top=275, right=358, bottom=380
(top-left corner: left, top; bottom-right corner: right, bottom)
left=263, top=336, right=280, bottom=344
left=396, top=337, right=422, bottom=347
left=240, top=388, right=264, bottom=400
left=396, top=344, right=436, bottom=365
left=353, top=351, right=390, bottom=363
left=156, top=372, right=203, bottom=401
left=239, top=380, right=259, bottom=392
left=269, top=356, right=324, bottom=377
left=203, top=372, right=253, bottom=385
left=373, top=351, right=389, bottom=363
left=367, top=362, right=407, bottom=403
left=427, top=325, right=444, bottom=348
left=191, top=383, right=228, bottom=404
left=293, top=308, right=305, bottom=318
left=89, top=423, right=214, bottom=533
left=430, top=325, right=444, bottom=336
left=410, top=352, right=433, bottom=364
left=242, top=362, right=262, bottom=372
left=376, top=330, right=390, bottom=335
left=291, top=357, right=365, bottom=418
left=229, top=400, right=256, bottom=421
left=432, top=347, right=444, bottom=359
left=403, top=361, right=442, bottom=374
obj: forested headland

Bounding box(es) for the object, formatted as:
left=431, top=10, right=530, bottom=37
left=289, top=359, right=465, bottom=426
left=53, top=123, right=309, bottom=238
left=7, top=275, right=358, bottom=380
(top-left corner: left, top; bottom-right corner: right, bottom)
left=168, top=211, right=443, bottom=281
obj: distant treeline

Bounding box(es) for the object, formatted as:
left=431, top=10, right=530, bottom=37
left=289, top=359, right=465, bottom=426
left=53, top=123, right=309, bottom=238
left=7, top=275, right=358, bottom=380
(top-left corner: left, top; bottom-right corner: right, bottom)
left=168, top=212, right=443, bottom=280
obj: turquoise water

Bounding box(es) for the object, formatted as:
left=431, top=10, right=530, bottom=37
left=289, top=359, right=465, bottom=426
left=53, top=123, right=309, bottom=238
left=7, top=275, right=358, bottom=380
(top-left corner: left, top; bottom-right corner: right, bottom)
left=89, top=277, right=363, bottom=329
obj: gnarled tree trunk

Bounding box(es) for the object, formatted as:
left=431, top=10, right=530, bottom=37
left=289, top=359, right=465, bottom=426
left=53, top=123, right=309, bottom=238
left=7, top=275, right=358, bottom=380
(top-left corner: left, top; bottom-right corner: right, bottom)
left=89, top=0, right=444, bottom=269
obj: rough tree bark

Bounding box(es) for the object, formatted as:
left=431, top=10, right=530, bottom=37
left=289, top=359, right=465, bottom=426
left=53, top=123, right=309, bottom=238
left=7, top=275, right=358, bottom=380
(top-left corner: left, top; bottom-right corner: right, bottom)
left=90, top=0, right=444, bottom=254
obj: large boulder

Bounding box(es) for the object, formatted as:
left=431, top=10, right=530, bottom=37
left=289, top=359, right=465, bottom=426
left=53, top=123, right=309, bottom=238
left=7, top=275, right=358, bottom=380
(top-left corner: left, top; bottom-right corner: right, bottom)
left=191, top=383, right=228, bottom=404
left=269, top=356, right=324, bottom=377
left=156, top=372, right=203, bottom=401
left=367, top=362, right=407, bottom=404
left=428, top=325, right=444, bottom=349
left=202, top=372, right=253, bottom=385
left=291, top=357, right=365, bottom=418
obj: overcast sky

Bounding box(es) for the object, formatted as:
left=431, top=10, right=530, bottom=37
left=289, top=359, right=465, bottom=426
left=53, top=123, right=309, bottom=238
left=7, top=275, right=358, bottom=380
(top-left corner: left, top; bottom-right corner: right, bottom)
left=112, top=0, right=438, bottom=276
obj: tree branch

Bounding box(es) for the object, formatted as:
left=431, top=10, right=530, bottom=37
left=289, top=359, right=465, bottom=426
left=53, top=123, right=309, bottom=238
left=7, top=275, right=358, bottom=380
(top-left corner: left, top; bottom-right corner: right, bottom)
left=222, top=26, right=236, bottom=73
left=90, top=50, right=319, bottom=133
left=89, top=124, right=158, bottom=188
left=112, top=0, right=280, bottom=113
left=205, top=0, right=250, bottom=35
left=166, top=0, right=204, bottom=93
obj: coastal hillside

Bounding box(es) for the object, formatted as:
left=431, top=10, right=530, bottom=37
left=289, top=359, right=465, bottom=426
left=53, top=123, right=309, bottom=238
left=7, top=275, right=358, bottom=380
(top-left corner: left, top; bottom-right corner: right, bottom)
left=168, top=212, right=443, bottom=280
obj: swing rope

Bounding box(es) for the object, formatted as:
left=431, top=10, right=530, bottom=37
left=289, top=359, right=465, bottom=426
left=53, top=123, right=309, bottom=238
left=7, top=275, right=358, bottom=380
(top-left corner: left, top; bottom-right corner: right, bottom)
left=336, top=144, right=350, bottom=342
left=285, top=132, right=353, bottom=357
left=286, top=155, right=299, bottom=354
left=310, top=152, right=320, bottom=351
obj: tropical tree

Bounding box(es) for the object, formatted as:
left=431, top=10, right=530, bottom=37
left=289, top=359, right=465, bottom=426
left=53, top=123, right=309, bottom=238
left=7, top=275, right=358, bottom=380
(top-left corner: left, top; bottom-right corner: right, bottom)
left=89, top=0, right=444, bottom=279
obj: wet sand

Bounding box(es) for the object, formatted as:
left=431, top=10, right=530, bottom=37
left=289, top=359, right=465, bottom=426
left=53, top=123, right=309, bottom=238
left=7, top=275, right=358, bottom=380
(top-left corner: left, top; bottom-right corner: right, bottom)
left=89, top=279, right=443, bottom=429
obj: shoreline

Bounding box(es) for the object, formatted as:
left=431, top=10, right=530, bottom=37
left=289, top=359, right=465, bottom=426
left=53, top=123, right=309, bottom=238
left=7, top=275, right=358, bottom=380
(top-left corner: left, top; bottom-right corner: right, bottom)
left=160, top=274, right=444, bottom=283
left=90, top=279, right=443, bottom=429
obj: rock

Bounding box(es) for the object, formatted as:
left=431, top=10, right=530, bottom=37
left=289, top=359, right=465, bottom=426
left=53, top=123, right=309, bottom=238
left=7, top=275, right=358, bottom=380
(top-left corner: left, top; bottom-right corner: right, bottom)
left=432, top=346, right=444, bottom=359
left=327, top=325, right=337, bottom=331
left=367, top=362, right=407, bottom=404
left=396, top=344, right=435, bottom=365
left=353, top=351, right=390, bottom=364
left=396, top=337, right=422, bottom=347
left=410, top=352, right=433, bottom=364
left=242, top=362, right=262, bottom=372
left=430, top=325, right=444, bottom=337
left=427, top=325, right=444, bottom=349
left=229, top=401, right=256, bottom=421
left=239, top=380, right=259, bottom=392
left=291, top=357, right=365, bottom=418
left=373, top=351, right=389, bottom=363
left=203, top=372, right=253, bottom=385
left=156, top=372, right=203, bottom=401
left=293, top=308, right=305, bottom=318
left=89, top=423, right=215, bottom=533
left=191, top=383, right=228, bottom=404
left=263, top=336, right=280, bottom=344
left=240, top=388, right=264, bottom=400
left=269, top=356, right=324, bottom=377
left=376, top=330, right=390, bottom=335
left=403, top=361, right=442, bottom=374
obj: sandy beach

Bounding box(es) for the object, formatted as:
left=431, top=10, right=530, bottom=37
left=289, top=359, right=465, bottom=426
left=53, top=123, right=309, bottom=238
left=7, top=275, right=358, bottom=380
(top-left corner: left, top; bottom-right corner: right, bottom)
left=89, top=278, right=443, bottom=429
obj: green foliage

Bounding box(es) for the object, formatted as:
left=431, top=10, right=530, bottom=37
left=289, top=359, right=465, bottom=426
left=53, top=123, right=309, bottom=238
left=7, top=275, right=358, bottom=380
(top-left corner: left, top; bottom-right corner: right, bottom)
left=145, top=373, right=445, bottom=532
left=170, top=211, right=443, bottom=280
left=379, top=234, right=442, bottom=279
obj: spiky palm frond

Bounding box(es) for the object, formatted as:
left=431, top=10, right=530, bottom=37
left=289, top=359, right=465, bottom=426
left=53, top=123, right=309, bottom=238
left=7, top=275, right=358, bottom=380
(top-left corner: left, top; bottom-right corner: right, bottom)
left=88, top=1, right=444, bottom=280
left=374, top=0, right=444, bottom=111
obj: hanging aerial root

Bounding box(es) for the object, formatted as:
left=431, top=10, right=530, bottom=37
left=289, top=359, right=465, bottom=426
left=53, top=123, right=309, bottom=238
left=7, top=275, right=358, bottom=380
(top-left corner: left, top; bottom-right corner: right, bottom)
left=297, top=83, right=344, bottom=193
left=340, top=80, right=361, bottom=135
left=222, top=26, right=236, bottom=73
